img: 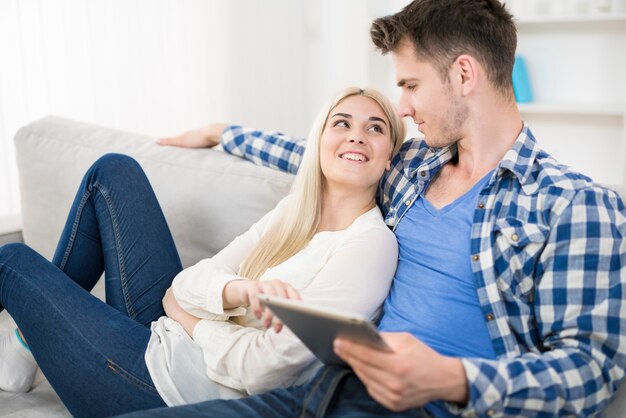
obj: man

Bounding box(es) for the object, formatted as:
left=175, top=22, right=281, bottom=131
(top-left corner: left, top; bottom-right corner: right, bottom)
left=137, top=0, right=626, bottom=416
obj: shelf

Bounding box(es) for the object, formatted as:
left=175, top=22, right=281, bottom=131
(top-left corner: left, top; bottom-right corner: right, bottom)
left=517, top=102, right=625, bottom=117
left=516, top=13, right=626, bottom=25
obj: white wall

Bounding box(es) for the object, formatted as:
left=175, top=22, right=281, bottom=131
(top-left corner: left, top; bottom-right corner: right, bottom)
left=0, top=0, right=372, bottom=217
left=1, top=0, right=624, bottom=218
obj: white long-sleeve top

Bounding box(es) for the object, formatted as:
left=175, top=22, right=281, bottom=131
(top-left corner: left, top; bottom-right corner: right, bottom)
left=144, top=196, right=398, bottom=406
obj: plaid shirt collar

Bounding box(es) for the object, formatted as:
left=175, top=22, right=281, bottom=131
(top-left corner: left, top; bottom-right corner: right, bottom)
left=405, top=122, right=538, bottom=190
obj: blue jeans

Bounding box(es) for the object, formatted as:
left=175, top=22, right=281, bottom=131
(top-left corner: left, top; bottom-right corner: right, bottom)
left=0, top=154, right=181, bottom=417
left=116, top=366, right=431, bottom=418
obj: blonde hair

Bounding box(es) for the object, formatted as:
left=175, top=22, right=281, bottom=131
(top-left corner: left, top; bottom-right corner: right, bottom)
left=239, top=87, right=405, bottom=281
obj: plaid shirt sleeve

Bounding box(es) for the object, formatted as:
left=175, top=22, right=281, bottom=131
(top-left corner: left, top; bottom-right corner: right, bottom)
left=457, top=187, right=626, bottom=417
left=220, top=125, right=306, bottom=175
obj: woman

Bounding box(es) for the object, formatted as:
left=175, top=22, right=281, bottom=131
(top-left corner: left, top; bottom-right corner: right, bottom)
left=0, top=87, right=405, bottom=417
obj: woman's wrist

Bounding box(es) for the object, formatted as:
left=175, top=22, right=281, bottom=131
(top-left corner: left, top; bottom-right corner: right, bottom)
left=179, top=315, right=201, bottom=337
left=222, top=279, right=247, bottom=309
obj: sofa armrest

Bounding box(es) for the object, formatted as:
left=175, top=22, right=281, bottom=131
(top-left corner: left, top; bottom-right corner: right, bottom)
left=14, top=116, right=294, bottom=267
left=0, top=214, right=23, bottom=245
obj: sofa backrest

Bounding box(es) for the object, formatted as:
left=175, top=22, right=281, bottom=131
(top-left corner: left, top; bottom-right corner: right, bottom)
left=14, top=116, right=294, bottom=267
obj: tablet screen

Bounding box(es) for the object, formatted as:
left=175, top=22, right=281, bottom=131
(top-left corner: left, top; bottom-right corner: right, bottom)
left=259, top=295, right=391, bottom=367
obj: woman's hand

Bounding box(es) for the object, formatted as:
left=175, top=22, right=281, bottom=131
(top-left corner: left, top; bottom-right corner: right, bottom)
left=223, top=279, right=301, bottom=333
left=162, top=287, right=201, bottom=337
left=157, top=123, right=228, bottom=148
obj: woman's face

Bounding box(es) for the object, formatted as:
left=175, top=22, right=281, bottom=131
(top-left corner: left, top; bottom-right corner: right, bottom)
left=319, top=95, right=393, bottom=195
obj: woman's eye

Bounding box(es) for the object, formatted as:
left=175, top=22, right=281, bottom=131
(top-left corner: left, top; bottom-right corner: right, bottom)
left=334, top=120, right=349, bottom=128
left=369, top=125, right=384, bottom=133
left=407, top=85, right=416, bottom=91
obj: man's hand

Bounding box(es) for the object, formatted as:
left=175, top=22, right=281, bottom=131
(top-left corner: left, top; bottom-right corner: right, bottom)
left=157, top=123, right=228, bottom=148
left=223, top=279, right=301, bottom=333
left=334, top=332, right=468, bottom=412
left=162, top=287, right=201, bottom=337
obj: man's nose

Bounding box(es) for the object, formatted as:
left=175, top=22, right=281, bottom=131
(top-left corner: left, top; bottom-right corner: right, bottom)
left=397, top=94, right=414, bottom=118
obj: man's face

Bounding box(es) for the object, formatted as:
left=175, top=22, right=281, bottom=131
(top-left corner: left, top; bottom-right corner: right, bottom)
left=391, top=40, right=468, bottom=148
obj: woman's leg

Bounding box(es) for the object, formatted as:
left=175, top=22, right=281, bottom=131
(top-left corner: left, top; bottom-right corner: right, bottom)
left=0, top=154, right=181, bottom=408
left=51, top=153, right=183, bottom=324
left=0, top=243, right=167, bottom=418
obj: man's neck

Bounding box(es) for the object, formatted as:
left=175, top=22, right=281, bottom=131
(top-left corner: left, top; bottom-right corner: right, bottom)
left=425, top=99, right=523, bottom=209
left=455, top=98, right=523, bottom=178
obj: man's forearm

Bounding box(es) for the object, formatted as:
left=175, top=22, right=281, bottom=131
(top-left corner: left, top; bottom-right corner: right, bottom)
left=220, top=125, right=306, bottom=174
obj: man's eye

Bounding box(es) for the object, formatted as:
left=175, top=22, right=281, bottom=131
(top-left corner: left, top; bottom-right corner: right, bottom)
left=407, top=85, right=417, bottom=91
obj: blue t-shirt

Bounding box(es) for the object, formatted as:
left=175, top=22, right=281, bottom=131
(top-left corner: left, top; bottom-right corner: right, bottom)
left=378, top=170, right=496, bottom=416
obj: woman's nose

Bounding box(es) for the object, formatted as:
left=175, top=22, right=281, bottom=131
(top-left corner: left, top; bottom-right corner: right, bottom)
left=348, top=136, right=365, bottom=144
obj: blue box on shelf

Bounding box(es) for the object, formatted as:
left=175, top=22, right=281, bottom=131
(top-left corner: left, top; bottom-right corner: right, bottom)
left=512, top=55, right=533, bottom=103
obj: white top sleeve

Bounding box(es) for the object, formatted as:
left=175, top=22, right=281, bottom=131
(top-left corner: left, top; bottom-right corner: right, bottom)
left=191, top=211, right=398, bottom=394
left=170, top=198, right=286, bottom=319
left=146, top=201, right=398, bottom=400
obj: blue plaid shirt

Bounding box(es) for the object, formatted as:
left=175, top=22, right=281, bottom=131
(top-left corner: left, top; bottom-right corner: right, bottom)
left=221, top=124, right=626, bottom=417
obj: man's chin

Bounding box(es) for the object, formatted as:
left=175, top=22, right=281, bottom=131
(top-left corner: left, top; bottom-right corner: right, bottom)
left=423, top=136, right=456, bottom=150
left=423, top=136, right=441, bottom=148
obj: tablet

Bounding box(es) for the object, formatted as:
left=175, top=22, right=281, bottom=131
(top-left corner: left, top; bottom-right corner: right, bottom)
left=258, top=294, right=392, bottom=367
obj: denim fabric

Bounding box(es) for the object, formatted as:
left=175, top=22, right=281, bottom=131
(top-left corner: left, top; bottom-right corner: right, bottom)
left=116, top=366, right=432, bottom=418
left=0, top=154, right=182, bottom=417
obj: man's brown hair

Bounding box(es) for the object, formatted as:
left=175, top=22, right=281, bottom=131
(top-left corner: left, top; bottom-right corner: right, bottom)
left=371, top=0, right=517, bottom=93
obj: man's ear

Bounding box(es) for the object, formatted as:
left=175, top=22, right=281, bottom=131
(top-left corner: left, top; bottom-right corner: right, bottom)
left=454, top=54, right=479, bottom=96
left=386, top=159, right=391, bottom=171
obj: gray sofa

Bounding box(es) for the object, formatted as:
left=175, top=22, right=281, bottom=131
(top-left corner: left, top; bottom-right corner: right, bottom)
left=0, top=116, right=293, bottom=417
left=1, top=116, right=624, bottom=417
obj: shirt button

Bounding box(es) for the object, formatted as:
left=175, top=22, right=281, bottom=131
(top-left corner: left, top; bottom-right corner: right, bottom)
left=486, top=313, right=495, bottom=321
left=511, top=233, right=519, bottom=242
left=487, top=410, right=495, bottom=416
left=388, top=218, right=396, bottom=226
left=420, top=171, right=426, bottom=177
left=405, top=200, right=412, bottom=206
left=472, top=255, right=479, bottom=261
left=477, top=202, right=485, bottom=209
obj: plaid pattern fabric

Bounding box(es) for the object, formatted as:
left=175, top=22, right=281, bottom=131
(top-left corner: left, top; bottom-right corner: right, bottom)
left=221, top=124, right=626, bottom=417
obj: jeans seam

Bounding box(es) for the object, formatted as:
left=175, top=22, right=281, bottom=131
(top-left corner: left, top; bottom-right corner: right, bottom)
left=58, top=190, right=92, bottom=271
left=92, top=181, right=136, bottom=319
left=106, top=358, right=160, bottom=395
left=0, top=261, right=151, bottom=396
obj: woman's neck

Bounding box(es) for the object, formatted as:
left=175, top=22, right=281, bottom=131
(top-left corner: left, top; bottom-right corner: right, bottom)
left=317, top=186, right=377, bottom=232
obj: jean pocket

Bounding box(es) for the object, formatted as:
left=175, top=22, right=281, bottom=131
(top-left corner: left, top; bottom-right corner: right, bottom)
left=106, top=359, right=160, bottom=395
